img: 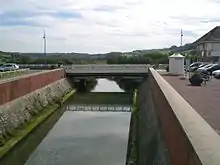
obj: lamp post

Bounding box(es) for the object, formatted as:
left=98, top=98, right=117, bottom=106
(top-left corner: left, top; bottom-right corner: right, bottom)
left=43, top=30, right=47, bottom=64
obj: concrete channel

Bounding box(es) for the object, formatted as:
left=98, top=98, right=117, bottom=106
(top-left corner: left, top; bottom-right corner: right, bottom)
left=0, top=78, right=133, bottom=165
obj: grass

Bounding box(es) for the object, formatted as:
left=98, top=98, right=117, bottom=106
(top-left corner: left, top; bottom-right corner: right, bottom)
left=0, top=69, right=30, bottom=80
left=0, top=89, right=75, bottom=159
left=132, top=90, right=137, bottom=108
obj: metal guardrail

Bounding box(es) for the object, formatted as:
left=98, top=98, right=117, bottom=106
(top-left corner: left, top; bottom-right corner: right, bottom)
left=18, top=64, right=62, bottom=70
left=0, top=69, right=30, bottom=79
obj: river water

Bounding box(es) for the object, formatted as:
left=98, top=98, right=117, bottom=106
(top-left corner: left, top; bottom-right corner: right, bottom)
left=1, top=79, right=131, bottom=165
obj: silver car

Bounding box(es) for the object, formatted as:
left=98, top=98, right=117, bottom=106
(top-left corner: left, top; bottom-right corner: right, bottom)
left=0, top=63, right=19, bottom=72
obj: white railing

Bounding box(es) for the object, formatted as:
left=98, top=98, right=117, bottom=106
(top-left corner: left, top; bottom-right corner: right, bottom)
left=64, top=64, right=150, bottom=72
left=66, top=104, right=132, bottom=112
left=0, top=69, right=30, bottom=79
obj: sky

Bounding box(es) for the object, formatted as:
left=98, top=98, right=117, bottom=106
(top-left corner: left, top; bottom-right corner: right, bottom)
left=0, top=0, right=220, bottom=53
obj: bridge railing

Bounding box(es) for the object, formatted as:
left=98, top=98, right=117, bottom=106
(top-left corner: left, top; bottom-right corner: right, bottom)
left=64, top=64, right=151, bottom=71
left=18, top=64, right=61, bottom=70
left=18, top=64, right=151, bottom=70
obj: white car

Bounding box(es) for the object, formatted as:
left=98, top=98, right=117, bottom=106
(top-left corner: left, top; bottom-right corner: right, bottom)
left=212, top=69, right=220, bottom=76
left=197, top=64, right=214, bottom=72
left=0, top=63, right=19, bottom=72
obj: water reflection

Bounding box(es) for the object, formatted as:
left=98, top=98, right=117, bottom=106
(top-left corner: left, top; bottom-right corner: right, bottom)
left=92, top=79, right=124, bottom=92
left=71, top=77, right=97, bottom=92
left=114, top=78, right=143, bottom=92
left=70, top=77, right=143, bottom=93
left=25, top=112, right=130, bottom=165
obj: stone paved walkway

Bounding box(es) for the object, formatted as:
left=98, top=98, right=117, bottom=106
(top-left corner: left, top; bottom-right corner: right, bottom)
left=162, top=75, right=220, bottom=134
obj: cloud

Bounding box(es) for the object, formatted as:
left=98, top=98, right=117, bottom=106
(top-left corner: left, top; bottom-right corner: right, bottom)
left=1, top=0, right=220, bottom=53
left=0, top=10, right=41, bottom=27
left=93, top=5, right=120, bottom=12
left=0, top=10, right=83, bottom=27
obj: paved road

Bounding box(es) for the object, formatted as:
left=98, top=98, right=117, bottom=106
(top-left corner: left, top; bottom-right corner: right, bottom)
left=163, top=75, right=220, bottom=134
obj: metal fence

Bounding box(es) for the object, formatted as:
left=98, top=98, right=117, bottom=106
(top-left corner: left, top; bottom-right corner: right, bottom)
left=18, top=64, right=62, bottom=70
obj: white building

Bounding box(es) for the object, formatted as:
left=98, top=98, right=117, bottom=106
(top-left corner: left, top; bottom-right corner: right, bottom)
left=169, top=53, right=185, bottom=75
left=195, top=26, right=220, bottom=63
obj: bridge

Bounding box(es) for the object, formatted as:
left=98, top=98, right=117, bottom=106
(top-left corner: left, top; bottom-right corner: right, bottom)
left=18, top=64, right=150, bottom=77
left=1, top=66, right=220, bottom=164
left=64, top=64, right=150, bottom=77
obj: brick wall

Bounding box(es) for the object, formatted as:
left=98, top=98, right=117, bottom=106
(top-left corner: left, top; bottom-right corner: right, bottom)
left=0, top=69, right=65, bottom=106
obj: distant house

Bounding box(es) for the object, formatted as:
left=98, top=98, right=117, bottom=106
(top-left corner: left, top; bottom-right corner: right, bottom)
left=194, top=26, right=220, bottom=63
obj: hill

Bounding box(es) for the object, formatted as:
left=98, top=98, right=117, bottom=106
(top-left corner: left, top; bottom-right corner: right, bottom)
left=0, top=43, right=196, bottom=64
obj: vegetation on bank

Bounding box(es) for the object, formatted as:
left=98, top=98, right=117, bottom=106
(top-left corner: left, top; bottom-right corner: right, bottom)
left=0, top=90, right=75, bottom=160
left=126, top=90, right=138, bottom=165
left=107, top=52, right=169, bottom=64
left=0, top=51, right=106, bottom=65
left=0, top=69, right=30, bottom=80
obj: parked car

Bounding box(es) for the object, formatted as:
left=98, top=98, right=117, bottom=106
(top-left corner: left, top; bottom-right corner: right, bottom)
left=201, top=64, right=220, bottom=75
left=212, top=69, right=220, bottom=79
left=197, top=64, right=215, bottom=72
left=189, top=62, right=203, bottom=68
left=198, top=63, right=209, bottom=68
left=187, top=62, right=203, bottom=72
left=0, top=63, right=19, bottom=72
left=190, top=63, right=208, bottom=72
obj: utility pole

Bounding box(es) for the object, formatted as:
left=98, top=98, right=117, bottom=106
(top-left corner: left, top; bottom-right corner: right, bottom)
left=180, top=29, right=183, bottom=47
left=43, top=30, right=47, bottom=64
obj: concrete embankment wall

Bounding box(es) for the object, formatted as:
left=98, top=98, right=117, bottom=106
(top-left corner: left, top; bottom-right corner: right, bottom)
left=149, top=68, right=220, bottom=165
left=136, top=78, right=171, bottom=165
left=0, top=69, right=71, bottom=137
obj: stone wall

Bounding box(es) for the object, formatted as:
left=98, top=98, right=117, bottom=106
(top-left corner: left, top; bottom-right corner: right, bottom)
left=0, top=69, right=65, bottom=105
left=0, top=79, right=71, bottom=137
left=136, top=78, right=171, bottom=165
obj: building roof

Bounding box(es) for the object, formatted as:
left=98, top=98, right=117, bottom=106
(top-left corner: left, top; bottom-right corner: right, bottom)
left=169, top=53, right=184, bottom=58
left=194, top=26, right=220, bottom=44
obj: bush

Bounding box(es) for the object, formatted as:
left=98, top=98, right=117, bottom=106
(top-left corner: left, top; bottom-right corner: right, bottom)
left=50, top=64, right=57, bottom=69
left=189, top=72, right=203, bottom=86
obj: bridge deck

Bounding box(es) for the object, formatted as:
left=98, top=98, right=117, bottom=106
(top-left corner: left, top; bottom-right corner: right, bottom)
left=64, top=64, right=149, bottom=76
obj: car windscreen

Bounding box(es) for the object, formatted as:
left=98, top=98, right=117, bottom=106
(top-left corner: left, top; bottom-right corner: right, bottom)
left=2, top=64, right=13, bottom=67
left=190, top=63, right=200, bottom=67
left=206, top=64, right=218, bottom=69
left=199, top=64, right=206, bottom=67
left=203, top=64, right=213, bottom=68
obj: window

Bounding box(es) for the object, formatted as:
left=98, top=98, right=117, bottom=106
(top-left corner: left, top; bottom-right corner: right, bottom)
left=2, top=64, right=13, bottom=67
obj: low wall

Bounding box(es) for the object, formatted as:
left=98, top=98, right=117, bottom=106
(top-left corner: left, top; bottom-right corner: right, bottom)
left=149, top=68, right=220, bottom=165
left=0, top=69, right=65, bottom=106
left=0, top=78, right=71, bottom=137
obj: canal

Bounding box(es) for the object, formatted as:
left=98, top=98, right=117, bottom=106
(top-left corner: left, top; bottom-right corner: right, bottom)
left=0, top=78, right=134, bottom=165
